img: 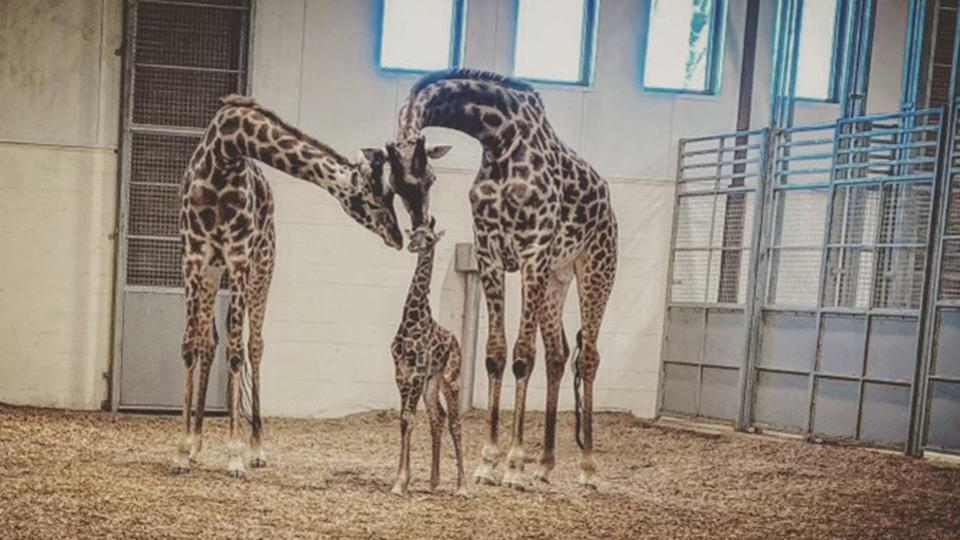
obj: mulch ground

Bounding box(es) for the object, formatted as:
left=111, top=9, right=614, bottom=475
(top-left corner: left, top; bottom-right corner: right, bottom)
left=0, top=404, right=958, bottom=539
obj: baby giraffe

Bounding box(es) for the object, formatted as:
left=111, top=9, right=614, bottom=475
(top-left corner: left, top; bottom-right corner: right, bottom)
left=391, top=216, right=466, bottom=496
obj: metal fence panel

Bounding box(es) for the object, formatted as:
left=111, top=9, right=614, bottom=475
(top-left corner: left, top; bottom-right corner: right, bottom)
left=659, top=129, right=768, bottom=423
left=750, top=108, right=944, bottom=449
left=918, top=99, right=960, bottom=455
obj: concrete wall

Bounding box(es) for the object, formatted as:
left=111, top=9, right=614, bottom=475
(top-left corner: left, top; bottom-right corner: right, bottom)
left=0, top=0, right=122, bottom=409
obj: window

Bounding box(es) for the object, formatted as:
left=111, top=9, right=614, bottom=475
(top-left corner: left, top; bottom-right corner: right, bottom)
left=643, top=0, right=725, bottom=93
left=378, top=0, right=465, bottom=72
left=513, top=0, right=598, bottom=85
left=795, top=0, right=843, bottom=101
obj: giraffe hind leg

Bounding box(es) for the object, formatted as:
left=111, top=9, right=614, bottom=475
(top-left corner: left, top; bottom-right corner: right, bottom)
left=441, top=336, right=467, bottom=495
left=247, top=240, right=274, bottom=469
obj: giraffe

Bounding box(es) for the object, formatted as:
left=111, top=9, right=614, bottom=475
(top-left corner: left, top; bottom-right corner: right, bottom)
left=383, top=69, right=618, bottom=489
left=175, top=95, right=403, bottom=477
left=390, top=216, right=466, bottom=496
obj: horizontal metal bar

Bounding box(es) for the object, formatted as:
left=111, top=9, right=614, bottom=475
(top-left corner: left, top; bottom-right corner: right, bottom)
left=760, top=305, right=920, bottom=316
left=139, top=0, right=250, bottom=10
left=130, top=124, right=205, bottom=137
left=775, top=166, right=833, bottom=176
left=837, top=108, right=942, bottom=124
left=680, top=129, right=767, bottom=144
left=680, top=157, right=761, bottom=170
left=673, top=246, right=750, bottom=252
left=755, top=366, right=809, bottom=376
left=832, top=157, right=938, bottom=171
left=129, top=180, right=180, bottom=188
left=667, top=301, right=747, bottom=309
left=776, top=151, right=834, bottom=163
left=836, top=125, right=939, bottom=140
left=776, top=137, right=833, bottom=150
left=681, top=172, right=763, bottom=182
left=814, top=373, right=913, bottom=385
left=676, top=186, right=757, bottom=195
left=834, top=140, right=938, bottom=153
left=135, top=62, right=245, bottom=74
left=928, top=375, right=960, bottom=383
left=126, top=234, right=180, bottom=242
left=680, top=144, right=763, bottom=158
left=773, top=174, right=934, bottom=191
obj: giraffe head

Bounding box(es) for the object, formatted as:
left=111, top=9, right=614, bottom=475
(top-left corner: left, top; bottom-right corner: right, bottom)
left=384, top=136, right=453, bottom=230
left=354, top=148, right=404, bottom=250
left=406, top=215, right=445, bottom=254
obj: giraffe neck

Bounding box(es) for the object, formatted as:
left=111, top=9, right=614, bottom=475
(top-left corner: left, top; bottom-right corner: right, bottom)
left=403, top=246, right=435, bottom=323
left=398, top=76, right=547, bottom=158
left=201, top=98, right=361, bottom=198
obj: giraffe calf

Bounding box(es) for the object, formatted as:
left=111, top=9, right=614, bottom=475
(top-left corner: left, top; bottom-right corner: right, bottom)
left=390, top=217, right=466, bottom=496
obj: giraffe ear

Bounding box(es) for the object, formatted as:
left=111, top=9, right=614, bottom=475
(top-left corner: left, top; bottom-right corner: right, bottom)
left=426, top=144, right=453, bottom=160
left=435, top=229, right=446, bottom=241
left=360, top=147, right=385, bottom=164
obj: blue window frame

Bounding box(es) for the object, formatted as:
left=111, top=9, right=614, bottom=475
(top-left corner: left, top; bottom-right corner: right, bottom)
left=795, top=0, right=846, bottom=102
left=642, top=0, right=727, bottom=94
left=378, top=0, right=466, bottom=73
left=512, top=0, right=598, bottom=86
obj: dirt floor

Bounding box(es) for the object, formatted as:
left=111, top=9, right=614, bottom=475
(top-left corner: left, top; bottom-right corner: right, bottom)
left=1, top=405, right=958, bottom=539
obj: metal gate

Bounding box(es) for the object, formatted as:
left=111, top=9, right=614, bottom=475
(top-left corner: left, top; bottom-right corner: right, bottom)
left=111, top=0, right=253, bottom=410
left=660, top=107, right=960, bottom=455
left=752, top=109, right=943, bottom=449
left=658, top=129, right=768, bottom=423
left=917, top=98, right=960, bottom=455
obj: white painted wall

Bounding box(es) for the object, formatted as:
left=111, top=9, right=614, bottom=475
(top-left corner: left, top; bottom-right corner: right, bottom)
left=0, top=0, right=122, bottom=409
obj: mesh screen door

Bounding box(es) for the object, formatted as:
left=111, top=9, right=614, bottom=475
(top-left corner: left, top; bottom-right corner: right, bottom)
left=113, top=0, right=252, bottom=410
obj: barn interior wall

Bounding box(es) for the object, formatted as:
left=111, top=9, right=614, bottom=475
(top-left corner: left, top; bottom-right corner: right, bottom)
left=0, top=0, right=910, bottom=415
left=0, top=0, right=123, bottom=409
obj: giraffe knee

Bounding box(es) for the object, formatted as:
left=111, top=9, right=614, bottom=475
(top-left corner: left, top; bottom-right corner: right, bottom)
left=511, top=360, right=528, bottom=380
left=229, top=354, right=244, bottom=373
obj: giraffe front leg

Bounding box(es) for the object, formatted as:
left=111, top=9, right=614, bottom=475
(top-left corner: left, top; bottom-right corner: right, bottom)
left=535, top=275, right=572, bottom=484
left=247, top=252, right=272, bottom=469
left=392, top=381, right=421, bottom=497
left=423, top=375, right=444, bottom=493
left=175, top=263, right=217, bottom=473
left=473, top=262, right=506, bottom=486
left=503, top=264, right=547, bottom=490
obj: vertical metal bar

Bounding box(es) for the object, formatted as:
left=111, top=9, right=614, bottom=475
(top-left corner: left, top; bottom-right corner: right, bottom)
left=771, top=0, right=803, bottom=129
left=902, top=0, right=930, bottom=112
left=109, top=0, right=138, bottom=412
left=806, top=120, right=844, bottom=434
left=656, top=138, right=688, bottom=417
left=737, top=128, right=774, bottom=430
left=910, top=105, right=953, bottom=456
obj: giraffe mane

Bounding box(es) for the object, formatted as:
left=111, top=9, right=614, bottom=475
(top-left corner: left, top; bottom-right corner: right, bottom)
left=410, top=69, right=537, bottom=95
left=219, top=94, right=351, bottom=166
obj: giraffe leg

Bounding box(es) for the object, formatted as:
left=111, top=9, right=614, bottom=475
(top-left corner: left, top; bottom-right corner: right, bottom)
left=503, top=261, right=548, bottom=489
left=392, top=375, right=424, bottom=497
left=225, top=262, right=251, bottom=479
left=441, top=337, right=467, bottom=496
left=534, top=273, right=573, bottom=484
left=573, top=229, right=617, bottom=489
left=175, top=259, right=218, bottom=473
left=473, top=260, right=506, bottom=486
left=247, top=243, right=273, bottom=469
left=423, top=375, right=444, bottom=493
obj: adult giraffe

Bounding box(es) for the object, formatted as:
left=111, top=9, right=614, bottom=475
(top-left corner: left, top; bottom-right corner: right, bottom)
left=177, top=95, right=402, bottom=477
left=384, top=69, right=618, bottom=488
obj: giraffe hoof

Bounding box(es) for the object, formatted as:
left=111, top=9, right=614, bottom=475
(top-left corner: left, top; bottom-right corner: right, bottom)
left=532, top=468, right=551, bottom=484
left=390, top=485, right=408, bottom=497
left=249, top=457, right=267, bottom=468
left=171, top=464, right=191, bottom=475
left=454, top=487, right=470, bottom=498
left=501, top=469, right=527, bottom=490
left=472, top=463, right=500, bottom=486
left=577, top=471, right=598, bottom=490
left=227, top=468, right=247, bottom=479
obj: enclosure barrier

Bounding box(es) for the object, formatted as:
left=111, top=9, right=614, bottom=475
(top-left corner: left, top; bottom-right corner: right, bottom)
left=660, top=106, right=960, bottom=456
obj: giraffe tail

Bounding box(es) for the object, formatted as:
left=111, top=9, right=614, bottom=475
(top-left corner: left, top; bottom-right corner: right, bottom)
left=572, top=329, right=585, bottom=450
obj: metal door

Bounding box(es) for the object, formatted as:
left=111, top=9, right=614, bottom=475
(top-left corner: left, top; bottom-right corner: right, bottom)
left=658, top=129, right=768, bottom=424
left=752, top=109, right=944, bottom=449
left=112, top=0, right=253, bottom=410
